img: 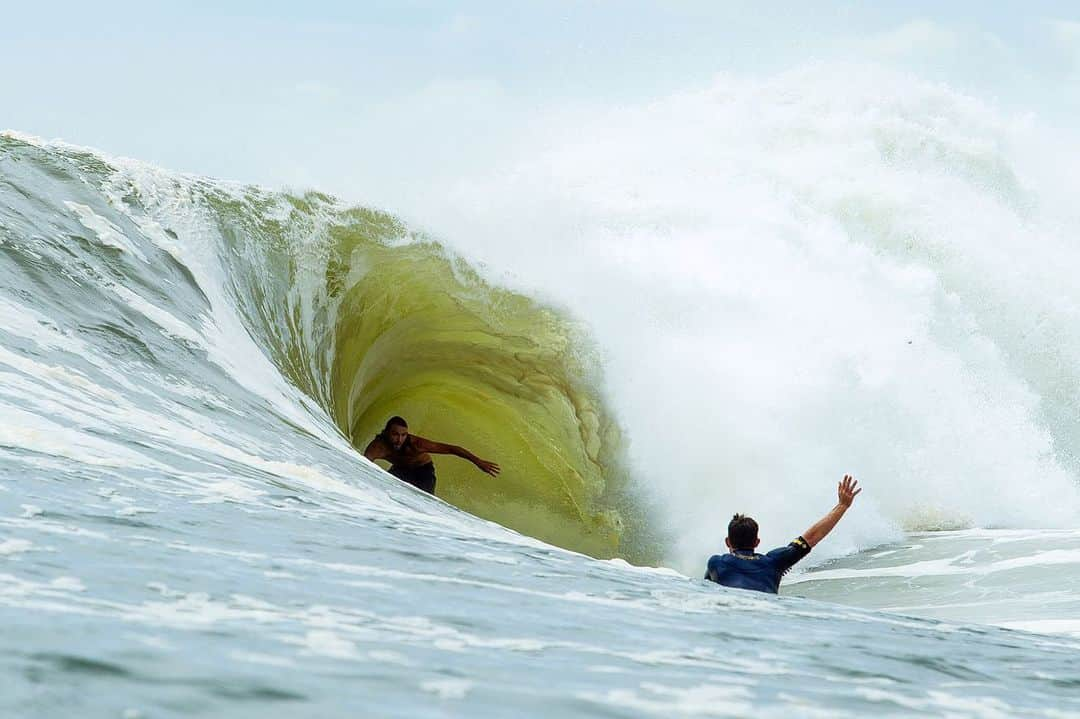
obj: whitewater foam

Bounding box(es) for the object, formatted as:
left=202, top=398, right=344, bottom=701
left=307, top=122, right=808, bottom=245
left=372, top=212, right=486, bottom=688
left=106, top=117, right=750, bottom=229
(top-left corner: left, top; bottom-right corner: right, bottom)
left=388, top=67, right=1080, bottom=571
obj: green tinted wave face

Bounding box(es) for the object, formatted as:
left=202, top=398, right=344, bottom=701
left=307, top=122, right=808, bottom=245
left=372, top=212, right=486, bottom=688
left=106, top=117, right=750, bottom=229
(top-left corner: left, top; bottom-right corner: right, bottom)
left=326, top=214, right=633, bottom=558
left=205, top=188, right=657, bottom=562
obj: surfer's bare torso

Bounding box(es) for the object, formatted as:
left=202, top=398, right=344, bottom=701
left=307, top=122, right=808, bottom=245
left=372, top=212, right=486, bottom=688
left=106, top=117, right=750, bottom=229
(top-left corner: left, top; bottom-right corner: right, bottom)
left=362, top=424, right=500, bottom=494
left=364, top=435, right=436, bottom=467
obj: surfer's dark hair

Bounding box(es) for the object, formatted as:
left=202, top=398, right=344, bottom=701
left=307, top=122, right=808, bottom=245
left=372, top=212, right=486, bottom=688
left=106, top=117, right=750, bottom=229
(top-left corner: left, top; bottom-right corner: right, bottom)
left=383, top=416, right=408, bottom=433
left=728, top=514, right=759, bottom=550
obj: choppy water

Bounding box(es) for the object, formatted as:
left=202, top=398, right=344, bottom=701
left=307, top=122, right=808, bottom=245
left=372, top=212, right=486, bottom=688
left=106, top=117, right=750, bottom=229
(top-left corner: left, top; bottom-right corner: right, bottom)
left=792, top=528, right=1080, bottom=639
left=4, top=77, right=1080, bottom=719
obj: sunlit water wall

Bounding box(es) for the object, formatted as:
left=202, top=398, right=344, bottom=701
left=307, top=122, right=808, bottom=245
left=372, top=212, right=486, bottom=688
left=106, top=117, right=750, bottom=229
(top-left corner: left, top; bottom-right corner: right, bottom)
left=195, top=181, right=657, bottom=560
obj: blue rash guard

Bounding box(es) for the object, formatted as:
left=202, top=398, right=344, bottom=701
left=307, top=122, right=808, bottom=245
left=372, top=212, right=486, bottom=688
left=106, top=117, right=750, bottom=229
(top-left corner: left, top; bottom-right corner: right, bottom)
left=704, top=536, right=812, bottom=594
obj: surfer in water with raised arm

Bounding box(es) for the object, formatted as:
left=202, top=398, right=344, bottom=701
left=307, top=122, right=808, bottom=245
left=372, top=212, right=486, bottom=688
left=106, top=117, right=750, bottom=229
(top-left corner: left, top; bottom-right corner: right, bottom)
left=705, top=475, right=861, bottom=594
left=363, top=416, right=500, bottom=495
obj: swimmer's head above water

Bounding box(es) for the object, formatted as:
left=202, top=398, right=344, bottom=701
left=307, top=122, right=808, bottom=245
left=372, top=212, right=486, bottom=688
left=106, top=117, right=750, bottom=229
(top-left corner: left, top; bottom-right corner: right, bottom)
left=726, top=514, right=760, bottom=552
left=705, top=476, right=861, bottom=594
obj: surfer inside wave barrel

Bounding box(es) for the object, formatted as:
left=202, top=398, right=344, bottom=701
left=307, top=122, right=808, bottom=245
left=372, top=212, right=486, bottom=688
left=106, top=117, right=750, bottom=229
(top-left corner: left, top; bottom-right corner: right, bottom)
left=363, top=416, right=500, bottom=495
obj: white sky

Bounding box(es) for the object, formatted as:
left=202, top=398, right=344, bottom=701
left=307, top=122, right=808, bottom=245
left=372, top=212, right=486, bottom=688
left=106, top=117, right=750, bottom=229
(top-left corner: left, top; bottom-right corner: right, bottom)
left=3, top=1, right=1079, bottom=210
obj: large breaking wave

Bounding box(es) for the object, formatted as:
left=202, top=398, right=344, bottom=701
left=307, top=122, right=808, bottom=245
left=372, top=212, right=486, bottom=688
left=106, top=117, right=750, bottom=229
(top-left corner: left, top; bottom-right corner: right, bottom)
left=4, top=66, right=1080, bottom=576
left=7, top=59, right=1080, bottom=719
left=0, top=131, right=651, bottom=561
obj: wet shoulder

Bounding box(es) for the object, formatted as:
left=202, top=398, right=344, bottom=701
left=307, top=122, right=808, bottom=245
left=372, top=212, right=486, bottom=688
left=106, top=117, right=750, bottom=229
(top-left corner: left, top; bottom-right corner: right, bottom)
left=711, top=552, right=766, bottom=567
left=366, top=435, right=391, bottom=457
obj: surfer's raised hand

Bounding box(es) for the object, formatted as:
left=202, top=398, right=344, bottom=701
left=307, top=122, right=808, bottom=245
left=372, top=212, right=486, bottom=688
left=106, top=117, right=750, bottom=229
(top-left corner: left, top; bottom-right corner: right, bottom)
left=802, top=475, right=862, bottom=547
left=837, top=474, right=861, bottom=508
left=476, top=459, right=501, bottom=477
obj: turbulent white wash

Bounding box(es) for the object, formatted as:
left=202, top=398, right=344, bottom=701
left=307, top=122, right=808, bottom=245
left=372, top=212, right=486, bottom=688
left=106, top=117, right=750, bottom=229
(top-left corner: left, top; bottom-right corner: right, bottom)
left=394, top=68, right=1080, bottom=570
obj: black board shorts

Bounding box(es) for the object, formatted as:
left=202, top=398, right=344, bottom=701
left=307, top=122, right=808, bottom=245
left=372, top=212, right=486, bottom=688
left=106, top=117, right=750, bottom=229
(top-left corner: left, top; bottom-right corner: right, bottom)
left=389, top=462, right=437, bottom=495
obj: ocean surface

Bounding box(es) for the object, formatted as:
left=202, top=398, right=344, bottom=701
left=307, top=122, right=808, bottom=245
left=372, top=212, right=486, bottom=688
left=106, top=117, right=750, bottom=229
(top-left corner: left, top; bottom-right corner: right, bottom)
left=3, top=85, right=1080, bottom=719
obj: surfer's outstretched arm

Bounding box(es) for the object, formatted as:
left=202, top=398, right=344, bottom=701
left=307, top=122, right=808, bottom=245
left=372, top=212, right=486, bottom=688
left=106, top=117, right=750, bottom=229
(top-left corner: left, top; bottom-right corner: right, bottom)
left=801, top=475, right=861, bottom=547
left=414, top=437, right=501, bottom=477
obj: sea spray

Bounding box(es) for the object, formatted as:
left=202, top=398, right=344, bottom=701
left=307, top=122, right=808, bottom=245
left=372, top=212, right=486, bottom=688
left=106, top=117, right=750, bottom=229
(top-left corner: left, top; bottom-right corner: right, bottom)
left=384, top=67, right=1080, bottom=571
